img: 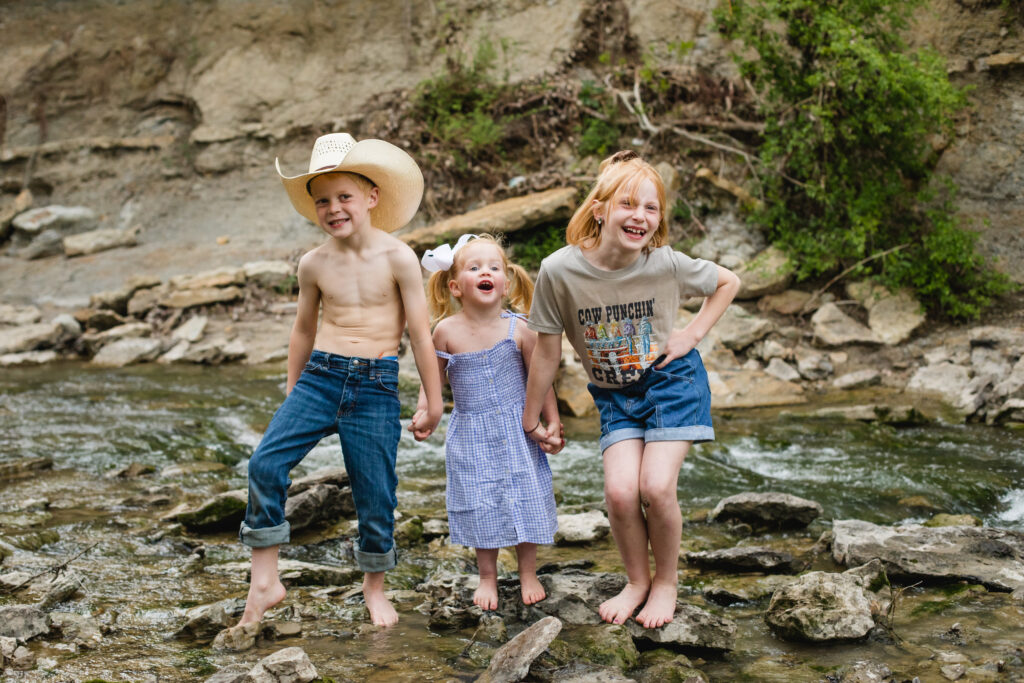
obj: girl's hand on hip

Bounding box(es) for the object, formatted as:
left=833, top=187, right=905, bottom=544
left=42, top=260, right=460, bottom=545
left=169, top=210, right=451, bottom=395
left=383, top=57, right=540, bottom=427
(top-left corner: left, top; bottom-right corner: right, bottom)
left=655, top=328, right=699, bottom=369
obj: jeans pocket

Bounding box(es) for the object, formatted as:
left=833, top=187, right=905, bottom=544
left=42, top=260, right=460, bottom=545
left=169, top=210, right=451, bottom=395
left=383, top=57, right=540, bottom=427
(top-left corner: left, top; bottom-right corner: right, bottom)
left=375, top=373, right=399, bottom=395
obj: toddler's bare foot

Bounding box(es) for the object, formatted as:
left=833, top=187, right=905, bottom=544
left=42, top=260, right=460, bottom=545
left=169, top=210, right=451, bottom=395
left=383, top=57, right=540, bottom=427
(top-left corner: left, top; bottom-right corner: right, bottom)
left=598, top=581, right=649, bottom=625
left=363, top=577, right=399, bottom=627
left=635, top=581, right=678, bottom=629
left=520, top=573, right=546, bottom=605
left=473, top=576, right=499, bottom=611
left=238, top=579, right=286, bottom=627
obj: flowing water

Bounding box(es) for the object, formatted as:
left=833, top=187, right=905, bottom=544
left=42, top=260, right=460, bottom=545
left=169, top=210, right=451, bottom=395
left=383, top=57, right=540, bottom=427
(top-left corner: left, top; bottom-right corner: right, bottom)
left=1, top=363, right=1023, bottom=681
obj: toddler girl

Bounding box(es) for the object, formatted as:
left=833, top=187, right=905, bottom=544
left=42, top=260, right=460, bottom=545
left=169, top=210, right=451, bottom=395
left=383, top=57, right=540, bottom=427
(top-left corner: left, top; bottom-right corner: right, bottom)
left=416, top=233, right=564, bottom=610
left=522, top=151, right=740, bottom=628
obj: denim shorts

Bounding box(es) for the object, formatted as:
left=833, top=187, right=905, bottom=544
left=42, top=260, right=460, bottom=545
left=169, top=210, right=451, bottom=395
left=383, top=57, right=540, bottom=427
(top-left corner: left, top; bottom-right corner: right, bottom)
left=587, top=349, right=715, bottom=453
left=239, top=350, right=402, bottom=573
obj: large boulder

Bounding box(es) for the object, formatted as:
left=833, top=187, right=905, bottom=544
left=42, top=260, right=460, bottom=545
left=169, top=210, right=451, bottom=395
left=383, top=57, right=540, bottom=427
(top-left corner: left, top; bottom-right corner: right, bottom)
left=477, top=616, right=563, bottom=683
left=810, top=303, right=881, bottom=346
left=831, top=519, right=1024, bottom=592
left=763, top=569, right=876, bottom=642
left=709, top=492, right=823, bottom=529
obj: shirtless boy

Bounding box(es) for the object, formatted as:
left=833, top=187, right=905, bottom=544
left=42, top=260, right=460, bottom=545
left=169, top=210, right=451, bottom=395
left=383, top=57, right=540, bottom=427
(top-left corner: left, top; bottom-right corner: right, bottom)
left=234, top=133, right=443, bottom=629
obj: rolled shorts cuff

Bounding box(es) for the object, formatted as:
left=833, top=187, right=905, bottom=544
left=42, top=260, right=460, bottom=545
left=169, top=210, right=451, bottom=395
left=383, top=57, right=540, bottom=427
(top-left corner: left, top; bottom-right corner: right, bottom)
left=239, top=520, right=290, bottom=548
left=354, top=545, right=397, bottom=573
left=599, top=425, right=715, bottom=452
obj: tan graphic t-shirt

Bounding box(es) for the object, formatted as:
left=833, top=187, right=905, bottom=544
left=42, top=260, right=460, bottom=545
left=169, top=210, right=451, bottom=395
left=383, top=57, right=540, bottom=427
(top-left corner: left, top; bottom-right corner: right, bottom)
left=528, top=245, right=719, bottom=388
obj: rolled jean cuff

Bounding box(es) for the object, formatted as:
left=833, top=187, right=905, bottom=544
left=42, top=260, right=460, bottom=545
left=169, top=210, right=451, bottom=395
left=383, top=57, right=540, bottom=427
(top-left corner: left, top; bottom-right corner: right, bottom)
left=239, top=520, right=290, bottom=548
left=354, top=545, right=397, bottom=573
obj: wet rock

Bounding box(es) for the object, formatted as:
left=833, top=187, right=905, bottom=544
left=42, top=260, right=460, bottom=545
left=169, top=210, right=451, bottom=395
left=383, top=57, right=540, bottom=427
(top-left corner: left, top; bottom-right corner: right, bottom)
left=477, top=613, right=507, bottom=643
left=701, top=574, right=793, bottom=606
left=105, top=462, right=156, bottom=479
left=836, top=660, right=893, bottom=683
left=625, top=603, right=736, bottom=652
left=735, top=246, right=793, bottom=299
left=169, top=335, right=247, bottom=364
left=168, top=489, right=247, bottom=532
left=262, top=620, right=303, bottom=639
left=555, top=510, right=611, bottom=545
left=422, top=518, right=450, bottom=539
left=395, top=515, right=425, bottom=545
left=831, top=519, right=1024, bottom=592
left=907, top=362, right=974, bottom=414
left=0, top=605, right=50, bottom=640
left=476, top=615, right=562, bottom=683
left=160, top=461, right=230, bottom=477
left=811, top=303, right=882, bottom=346
left=207, top=559, right=360, bottom=587
left=635, top=650, right=708, bottom=683
left=247, top=646, right=318, bottom=682
left=49, top=612, right=102, bottom=648
left=288, top=466, right=349, bottom=494
left=793, top=345, right=834, bottom=380
left=36, top=570, right=83, bottom=608
left=10, top=644, right=35, bottom=671
left=285, top=483, right=355, bottom=533
left=0, top=457, right=53, bottom=481
left=74, top=307, right=128, bottom=332
left=924, top=514, right=983, bottom=528
left=0, top=635, right=15, bottom=664
left=400, top=188, right=577, bottom=252
left=80, top=321, right=152, bottom=354
left=211, top=621, right=260, bottom=652
left=63, top=226, right=138, bottom=256
left=91, top=337, right=164, bottom=367
left=570, top=623, right=640, bottom=670
left=205, top=663, right=251, bottom=683
left=175, top=598, right=246, bottom=640
left=708, top=492, right=823, bottom=529
left=94, top=275, right=162, bottom=315
left=764, top=570, right=876, bottom=642
left=684, top=546, right=798, bottom=574
left=0, top=303, right=41, bottom=326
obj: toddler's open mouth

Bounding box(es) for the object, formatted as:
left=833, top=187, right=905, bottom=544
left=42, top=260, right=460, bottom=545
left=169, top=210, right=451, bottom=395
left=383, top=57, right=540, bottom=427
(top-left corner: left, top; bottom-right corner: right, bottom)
left=477, top=281, right=494, bottom=291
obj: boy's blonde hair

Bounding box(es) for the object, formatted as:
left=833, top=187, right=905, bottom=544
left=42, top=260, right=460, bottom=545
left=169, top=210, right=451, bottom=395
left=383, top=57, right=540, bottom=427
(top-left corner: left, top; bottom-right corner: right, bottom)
left=426, top=234, right=534, bottom=323
left=566, top=150, right=668, bottom=253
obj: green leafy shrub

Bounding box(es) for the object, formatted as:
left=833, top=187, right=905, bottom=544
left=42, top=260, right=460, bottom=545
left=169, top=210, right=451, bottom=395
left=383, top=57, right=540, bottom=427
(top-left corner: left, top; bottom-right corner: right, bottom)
left=576, top=80, right=622, bottom=157
left=715, top=0, right=1013, bottom=318
left=511, top=224, right=567, bottom=272
left=413, top=39, right=509, bottom=161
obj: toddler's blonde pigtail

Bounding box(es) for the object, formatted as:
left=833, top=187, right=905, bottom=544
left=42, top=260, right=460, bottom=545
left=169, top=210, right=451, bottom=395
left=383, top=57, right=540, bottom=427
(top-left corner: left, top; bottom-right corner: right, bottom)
left=426, top=270, right=457, bottom=324
left=505, top=263, right=535, bottom=315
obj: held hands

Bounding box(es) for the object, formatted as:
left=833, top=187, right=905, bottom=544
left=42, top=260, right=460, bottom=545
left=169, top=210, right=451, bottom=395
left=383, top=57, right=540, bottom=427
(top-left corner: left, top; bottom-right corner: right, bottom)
left=524, top=418, right=566, bottom=455
left=408, top=401, right=442, bottom=441
left=654, top=327, right=700, bottom=369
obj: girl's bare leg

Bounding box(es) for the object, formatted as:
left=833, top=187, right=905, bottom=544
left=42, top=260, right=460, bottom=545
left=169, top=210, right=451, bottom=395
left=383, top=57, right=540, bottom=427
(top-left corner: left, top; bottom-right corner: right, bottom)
left=238, top=545, right=286, bottom=626
left=599, top=438, right=651, bottom=625
left=516, top=542, right=546, bottom=605
left=474, top=548, right=500, bottom=610
left=634, top=440, right=690, bottom=629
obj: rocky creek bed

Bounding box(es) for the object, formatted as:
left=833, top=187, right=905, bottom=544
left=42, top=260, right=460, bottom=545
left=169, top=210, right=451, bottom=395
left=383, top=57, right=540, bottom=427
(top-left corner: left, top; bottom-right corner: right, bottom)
left=1, top=364, right=1023, bottom=682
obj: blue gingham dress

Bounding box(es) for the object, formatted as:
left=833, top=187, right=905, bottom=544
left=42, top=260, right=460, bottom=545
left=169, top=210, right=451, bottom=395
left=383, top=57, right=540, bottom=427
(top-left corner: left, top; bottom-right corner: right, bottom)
left=439, top=312, right=558, bottom=549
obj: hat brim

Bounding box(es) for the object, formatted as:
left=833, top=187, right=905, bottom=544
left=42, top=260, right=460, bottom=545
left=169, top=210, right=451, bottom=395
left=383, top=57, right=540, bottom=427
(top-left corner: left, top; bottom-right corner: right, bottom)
left=277, top=139, right=424, bottom=233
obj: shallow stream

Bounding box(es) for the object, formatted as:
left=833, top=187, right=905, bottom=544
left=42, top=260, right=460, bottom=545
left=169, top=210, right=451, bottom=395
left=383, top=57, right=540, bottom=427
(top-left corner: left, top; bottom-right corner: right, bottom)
left=1, top=363, right=1023, bottom=681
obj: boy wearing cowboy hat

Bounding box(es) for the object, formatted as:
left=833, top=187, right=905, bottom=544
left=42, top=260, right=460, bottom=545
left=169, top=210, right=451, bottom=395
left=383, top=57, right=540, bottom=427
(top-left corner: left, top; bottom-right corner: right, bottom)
left=234, top=133, right=443, bottom=629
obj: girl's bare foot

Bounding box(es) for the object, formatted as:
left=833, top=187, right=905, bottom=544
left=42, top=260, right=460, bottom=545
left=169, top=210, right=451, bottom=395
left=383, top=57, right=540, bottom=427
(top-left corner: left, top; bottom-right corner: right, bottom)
left=634, top=581, right=677, bottom=629
left=473, top=576, right=499, bottom=610
left=520, top=573, right=546, bottom=605
left=363, top=573, right=399, bottom=627
left=598, top=581, right=649, bottom=625
left=238, top=579, right=286, bottom=626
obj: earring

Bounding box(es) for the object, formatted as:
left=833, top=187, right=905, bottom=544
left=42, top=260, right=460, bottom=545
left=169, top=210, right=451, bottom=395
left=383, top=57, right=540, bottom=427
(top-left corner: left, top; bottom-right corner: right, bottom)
left=597, top=217, right=603, bottom=227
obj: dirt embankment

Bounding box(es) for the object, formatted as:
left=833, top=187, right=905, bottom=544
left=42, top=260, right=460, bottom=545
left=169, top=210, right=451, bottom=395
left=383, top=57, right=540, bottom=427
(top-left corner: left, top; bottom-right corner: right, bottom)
left=0, top=0, right=1021, bottom=314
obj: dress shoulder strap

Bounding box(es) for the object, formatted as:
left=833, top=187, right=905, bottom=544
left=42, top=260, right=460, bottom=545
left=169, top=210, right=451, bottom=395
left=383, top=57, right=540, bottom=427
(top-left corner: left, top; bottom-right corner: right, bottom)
left=435, top=349, right=452, bottom=360
left=502, top=310, right=526, bottom=339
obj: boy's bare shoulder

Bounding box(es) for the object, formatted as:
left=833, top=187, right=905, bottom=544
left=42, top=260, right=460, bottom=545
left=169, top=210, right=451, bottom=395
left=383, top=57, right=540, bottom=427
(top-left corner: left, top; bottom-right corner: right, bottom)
left=378, top=232, right=419, bottom=268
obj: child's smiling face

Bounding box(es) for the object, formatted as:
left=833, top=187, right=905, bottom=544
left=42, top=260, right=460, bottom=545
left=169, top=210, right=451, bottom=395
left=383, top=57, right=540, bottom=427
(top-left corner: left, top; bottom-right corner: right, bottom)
left=599, top=178, right=662, bottom=254
left=309, top=173, right=379, bottom=239
left=449, top=241, right=508, bottom=309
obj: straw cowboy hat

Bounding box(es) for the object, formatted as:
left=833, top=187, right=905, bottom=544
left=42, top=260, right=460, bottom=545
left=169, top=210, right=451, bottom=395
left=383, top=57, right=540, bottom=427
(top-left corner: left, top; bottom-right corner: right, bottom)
left=276, top=133, right=424, bottom=232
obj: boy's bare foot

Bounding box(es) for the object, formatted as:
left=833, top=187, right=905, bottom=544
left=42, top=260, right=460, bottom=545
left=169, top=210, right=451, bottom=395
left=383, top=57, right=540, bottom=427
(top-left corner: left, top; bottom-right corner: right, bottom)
left=598, top=581, right=649, bottom=625
left=634, top=581, right=678, bottom=629
left=520, top=573, right=546, bottom=605
left=473, top=576, right=499, bottom=610
left=363, top=574, right=399, bottom=627
left=238, top=579, right=286, bottom=626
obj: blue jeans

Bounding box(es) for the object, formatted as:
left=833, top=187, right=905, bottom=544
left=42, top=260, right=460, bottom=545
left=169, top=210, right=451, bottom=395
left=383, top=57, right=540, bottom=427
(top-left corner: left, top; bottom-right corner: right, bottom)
left=239, top=350, right=402, bottom=573
left=587, top=350, right=715, bottom=453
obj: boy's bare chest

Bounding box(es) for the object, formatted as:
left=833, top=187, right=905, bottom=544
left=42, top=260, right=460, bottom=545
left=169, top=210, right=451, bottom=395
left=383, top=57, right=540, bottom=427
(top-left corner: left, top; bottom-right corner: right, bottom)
left=317, top=257, right=398, bottom=308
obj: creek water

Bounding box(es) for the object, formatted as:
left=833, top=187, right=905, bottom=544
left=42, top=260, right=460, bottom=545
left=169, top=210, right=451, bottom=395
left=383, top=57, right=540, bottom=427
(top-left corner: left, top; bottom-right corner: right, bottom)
left=1, top=362, right=1023, bottom=681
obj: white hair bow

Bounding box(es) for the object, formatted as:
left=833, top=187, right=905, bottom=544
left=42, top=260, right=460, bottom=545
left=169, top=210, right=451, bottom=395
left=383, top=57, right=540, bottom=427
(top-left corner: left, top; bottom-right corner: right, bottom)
left=420, top=233, right=479, bottom=272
